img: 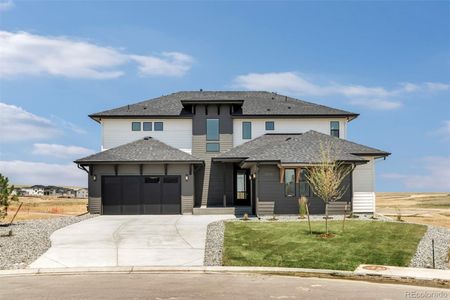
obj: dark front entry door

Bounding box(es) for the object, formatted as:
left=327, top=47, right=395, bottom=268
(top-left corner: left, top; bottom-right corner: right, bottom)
left=102, top=175, right=181, bottom=215
left=234, top=169, right=251, bottom=206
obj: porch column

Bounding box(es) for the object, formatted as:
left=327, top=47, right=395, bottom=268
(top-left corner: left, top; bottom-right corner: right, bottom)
left=223, top=163, right=227, bottom=207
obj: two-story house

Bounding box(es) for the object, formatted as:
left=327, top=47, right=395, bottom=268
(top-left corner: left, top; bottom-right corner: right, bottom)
left=75, top=91, right=390, bottom=216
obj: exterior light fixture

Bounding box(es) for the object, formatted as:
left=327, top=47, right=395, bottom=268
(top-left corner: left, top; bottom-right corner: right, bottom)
left=92, top=175, right=97, bottom=182
left=185, top=174, right=189, bottom=181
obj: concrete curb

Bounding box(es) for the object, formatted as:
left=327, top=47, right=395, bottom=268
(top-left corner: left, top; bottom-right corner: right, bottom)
left=0, top=266, right=448, bottom=288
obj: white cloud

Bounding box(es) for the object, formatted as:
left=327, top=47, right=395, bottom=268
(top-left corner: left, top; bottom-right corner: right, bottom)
left=131, top=52, right=193, bottom=77
left=0, top=31, right=193, bottom=79
left=32, top=144, right=95, bottom=159
left=0, top=0, right=14, bottom=12
left=0, top=160, right=87, bottom=187
left=382, top=155, right=450, bottom=191
left=432, top=120, right=450, bottom=142
left=0, top=102, right=60, bottom=141
left=233, top=71, right=449, bottom=110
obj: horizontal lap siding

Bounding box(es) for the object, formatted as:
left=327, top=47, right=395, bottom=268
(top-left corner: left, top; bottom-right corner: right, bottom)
left=102, top=118, right=192, bottom=153
left=352, top=157, right=376, bottom=213
left=233, top=118, right=348, bottom=146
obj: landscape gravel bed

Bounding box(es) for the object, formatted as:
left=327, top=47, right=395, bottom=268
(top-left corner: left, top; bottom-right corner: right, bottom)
left=409, top=225, right=450, bottom=270
left=204, top=220, right=225, bottom=266
left=0, top=214, right=95, bottom=270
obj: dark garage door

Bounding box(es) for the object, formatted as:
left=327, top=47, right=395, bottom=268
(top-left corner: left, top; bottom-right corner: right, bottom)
left=102, top=176, right=181, bottom=215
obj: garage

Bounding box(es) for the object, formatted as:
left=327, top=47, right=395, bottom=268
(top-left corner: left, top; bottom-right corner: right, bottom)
left=102, top=175, right=181, bottom=215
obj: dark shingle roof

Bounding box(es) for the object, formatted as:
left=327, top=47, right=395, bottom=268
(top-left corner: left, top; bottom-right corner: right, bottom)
left=216, top=130, right=390, bottom=164
left=75, top=137, right=203, bottom=164
left=89, top=91, right=358, bottom=119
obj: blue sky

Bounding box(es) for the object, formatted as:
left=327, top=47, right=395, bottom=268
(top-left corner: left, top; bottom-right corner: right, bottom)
left=0, top=1, right=449, bottom=191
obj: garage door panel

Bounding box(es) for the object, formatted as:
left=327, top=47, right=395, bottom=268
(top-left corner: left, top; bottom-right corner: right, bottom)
left=102, top=177, right=122, bottom=214
left=143, top=176, right=161, bottom=214
left=162, top=176, right=181, bottom=214
left=121, top=177, right=142, bottom=215
left=102, top=175, right=181, bottom=215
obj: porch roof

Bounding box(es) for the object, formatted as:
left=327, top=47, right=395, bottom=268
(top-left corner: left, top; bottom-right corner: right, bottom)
left=215, top=130, right=390, bottom=164
left=74, top=137, right=203, bottom=165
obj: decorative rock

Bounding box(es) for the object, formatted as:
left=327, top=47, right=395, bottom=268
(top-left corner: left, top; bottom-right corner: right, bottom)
left=410, top=225, right=450, bottom=270
left=0, top=214, right=95, bottom=270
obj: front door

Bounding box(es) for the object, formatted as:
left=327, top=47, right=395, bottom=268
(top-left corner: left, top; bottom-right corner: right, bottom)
left=235, top=169, right=250, bottom=206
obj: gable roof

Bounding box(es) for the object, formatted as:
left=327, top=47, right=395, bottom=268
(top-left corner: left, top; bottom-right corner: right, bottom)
left=75, top=137, right=203, bottom=164
left=89, top=91, right=358, bottom=120
left=216, top=130, right=390, bottom=164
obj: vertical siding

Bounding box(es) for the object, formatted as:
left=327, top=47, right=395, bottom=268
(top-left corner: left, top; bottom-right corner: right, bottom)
left=102, top=118, right=192, bottom=153
left=233, top=118, right=348, bottom=146
left=352, top=157, right=376, bottom=213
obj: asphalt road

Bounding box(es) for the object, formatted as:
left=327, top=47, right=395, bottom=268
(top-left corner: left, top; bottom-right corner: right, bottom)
left=2, top=273, right=448, bottom=300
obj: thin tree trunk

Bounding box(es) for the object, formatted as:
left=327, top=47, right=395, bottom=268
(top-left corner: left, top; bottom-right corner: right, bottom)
left=325, top=203, right=329, bottom=235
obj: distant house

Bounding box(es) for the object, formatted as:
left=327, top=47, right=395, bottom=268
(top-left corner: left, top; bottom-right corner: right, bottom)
left=75, top=188, right=88, bottom=199
left=21, top=185, right=45, bottom=196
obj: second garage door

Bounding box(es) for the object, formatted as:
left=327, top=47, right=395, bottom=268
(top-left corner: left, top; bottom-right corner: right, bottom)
left=102, top=175, right=181, bottom=215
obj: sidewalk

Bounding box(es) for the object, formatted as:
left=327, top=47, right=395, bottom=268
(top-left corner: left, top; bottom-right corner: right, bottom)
left=355, top=265, right=450, bottom=281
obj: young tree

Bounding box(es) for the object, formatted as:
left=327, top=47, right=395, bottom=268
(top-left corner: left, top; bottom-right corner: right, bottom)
left=0, top=174, right=19, bottom=220
left=305, top=143, right=352, bottom=235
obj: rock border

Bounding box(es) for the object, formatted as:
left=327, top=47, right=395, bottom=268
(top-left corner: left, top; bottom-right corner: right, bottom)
left=204, top=220, right=225, bottom=266
left=410, top=225, right=450, bottom=270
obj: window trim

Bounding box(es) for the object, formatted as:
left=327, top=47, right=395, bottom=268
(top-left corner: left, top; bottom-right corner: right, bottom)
left=265, top=121, right=275, bottom=131
left=143, top=122, right=152, bottom=131
left=242, top=122, right=252, bottom=140
left=154, top=122, right=164, bottom=131
left=206, top=119, right=220, bottom=141
left=284, top=168, right=296, bottom=197
left=131, top=122, right=141, bottom=131
left=330, top=121, right=340, bottom=138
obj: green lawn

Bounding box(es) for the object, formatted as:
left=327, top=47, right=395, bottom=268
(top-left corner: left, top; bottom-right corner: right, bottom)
left=223, top=221, right=427, bottom=271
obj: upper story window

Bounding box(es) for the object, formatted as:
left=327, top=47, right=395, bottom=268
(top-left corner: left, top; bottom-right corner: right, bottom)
left=284, top=168, right=296, bottom=197
left=242, top=122, right=252, bottom=139
left=206, top=119, right=219, bottom=141
left=154, top=122, right=164, bottom=131
left=265, top=121, right=275, bottom=131
left=206, top=143, right=220, bottom=152
left=143, top=122, right=152, bottom=131
left=330, top=121, right=340, bottom=138
left=132, top=122, right=141, bottom=131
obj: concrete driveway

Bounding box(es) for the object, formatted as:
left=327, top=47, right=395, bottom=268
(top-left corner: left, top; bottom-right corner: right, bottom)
left=29, top=215, right=234, bottom=268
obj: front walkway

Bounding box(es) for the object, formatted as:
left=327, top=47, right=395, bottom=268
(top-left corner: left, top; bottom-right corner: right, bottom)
left=29, top=215, right=235, bottom=268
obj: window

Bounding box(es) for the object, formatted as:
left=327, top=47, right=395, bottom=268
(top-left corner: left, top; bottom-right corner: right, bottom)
left=132, top=122, right=141, bottom=131
left=265, top=121, right=275, bottom=131
left=284, top=169, right=296, bottom=197
left=154, top=122, right=164, bottom=131
left=206, top=119, right=219, bottom=141
left=143, top=122, right=152, bottom=131
left=299, top=168, right=312, bottom=197
left=206, top=143, right=220, bottom=152
left=242, top=122, right=252, bottom=139
left=330, top=121, right=340, bottom=138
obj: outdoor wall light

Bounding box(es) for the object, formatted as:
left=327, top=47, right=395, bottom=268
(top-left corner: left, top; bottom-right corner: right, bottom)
left=185, top=174, right=189, bottom=181
left=92, top=175, right=97, bottom=182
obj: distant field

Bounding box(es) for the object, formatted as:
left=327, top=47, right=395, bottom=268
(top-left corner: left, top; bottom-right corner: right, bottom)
left=376, top=192, right=450, bottom=229
left=2, top=196, right=88, bottom=223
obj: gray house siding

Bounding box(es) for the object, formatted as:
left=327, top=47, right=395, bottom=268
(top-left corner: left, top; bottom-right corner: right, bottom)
left=87, top=163, right=194, bottom=214
left=192, top=104, right=234, bottom=207
left=256, top=165, right=352, bottom=215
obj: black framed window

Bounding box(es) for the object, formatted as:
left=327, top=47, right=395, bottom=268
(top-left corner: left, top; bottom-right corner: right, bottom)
left=299, top=168, right=312, bottom=197
left=206, top=119, right=219, bottom=141
left=154, top=122, right=164, bottom=131
left=242, top=122, right=252, bottom=139
left=206, top=143, right=220, bottom=152
left=143, top=122, right=152, bottom=131
left=330, top=121, right=340, bottom=138
left=131, top=122, right=141, bottom=131
left=284, top=168, right=296, bottom=197
left=265, top=121, right=275, bottom=131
